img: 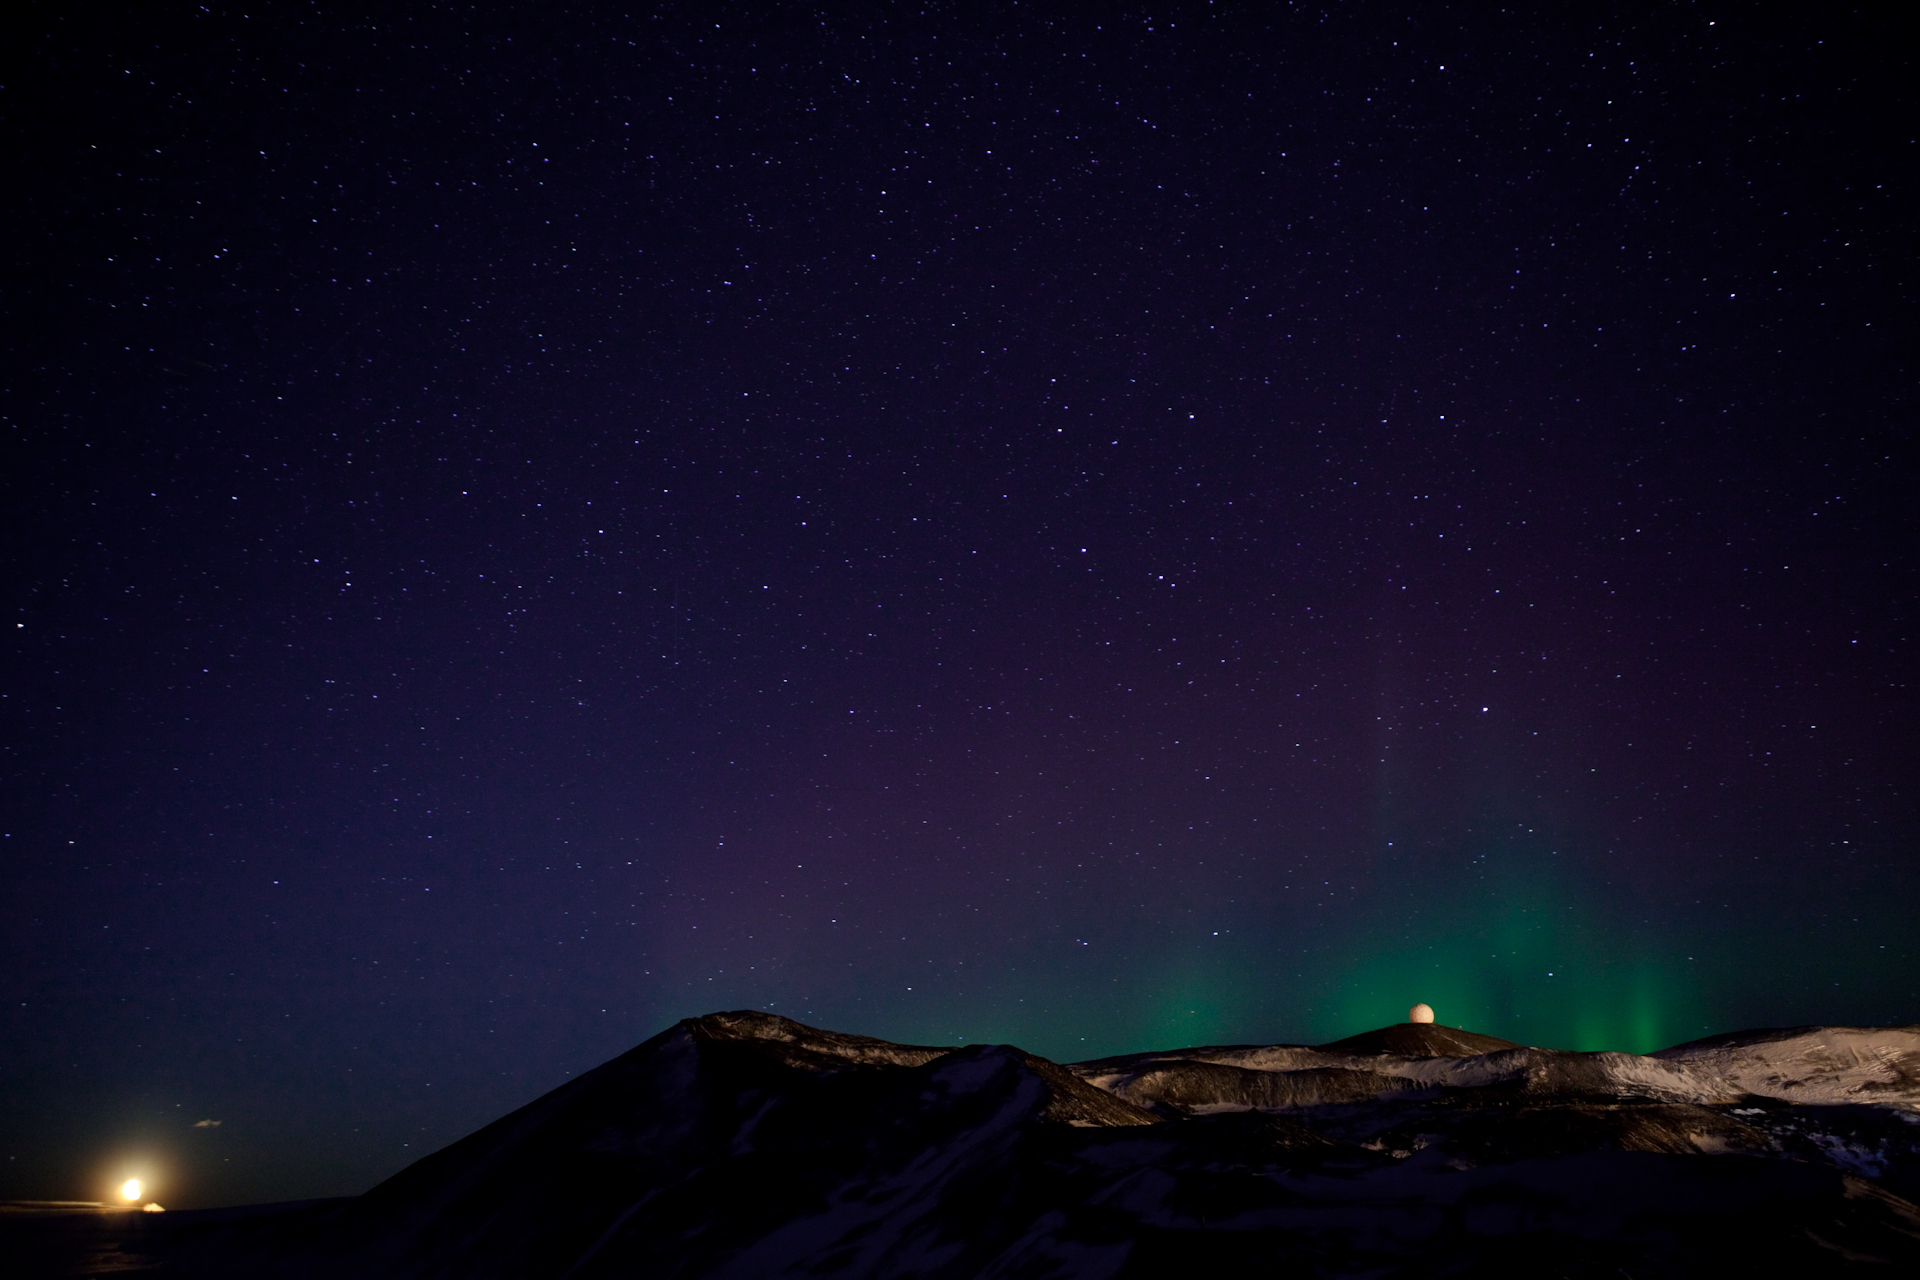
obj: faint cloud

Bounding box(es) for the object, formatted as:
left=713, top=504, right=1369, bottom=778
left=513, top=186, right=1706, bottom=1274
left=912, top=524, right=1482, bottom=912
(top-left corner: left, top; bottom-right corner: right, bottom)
left=192, top=1119, right=222, bottom=1128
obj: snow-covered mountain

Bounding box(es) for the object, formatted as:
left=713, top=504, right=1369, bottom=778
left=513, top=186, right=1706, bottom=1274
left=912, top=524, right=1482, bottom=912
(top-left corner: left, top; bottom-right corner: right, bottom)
left=134, top=1013, right=1920, bottom=1277
left=1655, top=1024, right=1920, bottom=1106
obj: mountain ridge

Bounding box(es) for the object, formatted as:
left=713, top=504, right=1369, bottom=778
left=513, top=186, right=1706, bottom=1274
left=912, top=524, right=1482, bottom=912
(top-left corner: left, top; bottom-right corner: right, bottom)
left=63, top=1012, right=1920, bottom=1278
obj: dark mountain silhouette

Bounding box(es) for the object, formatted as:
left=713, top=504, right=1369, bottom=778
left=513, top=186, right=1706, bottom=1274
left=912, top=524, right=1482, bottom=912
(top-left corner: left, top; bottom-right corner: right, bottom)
left=30, top=1012, right=1920, bottom=1277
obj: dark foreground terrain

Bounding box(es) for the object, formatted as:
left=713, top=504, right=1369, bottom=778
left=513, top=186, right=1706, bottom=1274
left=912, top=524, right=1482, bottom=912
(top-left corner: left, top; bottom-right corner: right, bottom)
left=13, top=1012, right=1920, bottom=1277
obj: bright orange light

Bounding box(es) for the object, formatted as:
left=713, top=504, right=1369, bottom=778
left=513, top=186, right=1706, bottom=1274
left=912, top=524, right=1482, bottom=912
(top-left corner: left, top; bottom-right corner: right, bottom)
left=119, top=1179, right=143, bottom=1202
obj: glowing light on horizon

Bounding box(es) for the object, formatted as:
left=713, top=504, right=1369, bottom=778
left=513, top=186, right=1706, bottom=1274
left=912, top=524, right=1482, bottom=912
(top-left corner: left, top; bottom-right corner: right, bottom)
left=119, top=1179, right=143, bottom=1202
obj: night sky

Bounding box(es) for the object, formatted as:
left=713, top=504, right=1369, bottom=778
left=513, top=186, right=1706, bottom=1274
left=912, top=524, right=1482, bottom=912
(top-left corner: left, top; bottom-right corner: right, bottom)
left=4, top=2, right=1914, bottom=1209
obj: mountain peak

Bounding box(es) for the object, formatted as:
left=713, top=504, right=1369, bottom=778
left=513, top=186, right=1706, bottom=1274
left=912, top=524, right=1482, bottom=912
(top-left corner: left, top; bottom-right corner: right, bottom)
left=1315, top=1022, right=1522, bottom=1057
left=680, top=1009, right=953, bottom=1072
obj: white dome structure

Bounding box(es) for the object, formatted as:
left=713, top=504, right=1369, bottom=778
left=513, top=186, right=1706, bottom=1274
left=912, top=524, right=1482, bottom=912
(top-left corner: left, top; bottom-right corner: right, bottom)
left=1409, top=1003, right=1435, bottom=1024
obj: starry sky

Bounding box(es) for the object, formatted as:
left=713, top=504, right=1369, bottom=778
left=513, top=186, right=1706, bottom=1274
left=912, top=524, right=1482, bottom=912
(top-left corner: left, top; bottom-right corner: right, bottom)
left=3, top=1, right=1914, bottom=1209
